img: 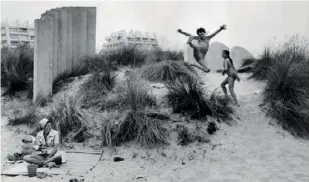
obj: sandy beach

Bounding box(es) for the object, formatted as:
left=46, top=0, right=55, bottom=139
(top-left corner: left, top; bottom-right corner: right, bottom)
left=2, top=72, right=309, bottom=182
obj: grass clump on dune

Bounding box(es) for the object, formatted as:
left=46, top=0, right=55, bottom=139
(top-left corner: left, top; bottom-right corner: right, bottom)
left=237, top=58, right=256, bottom=73
left=103, top=45, right=147, bottom=67
left=79, top=58, right=117, bottom=109
left=241, top=58, right=256, bottom=67
left=209, top=91, right=234, bottom=123
left=140, top=60, right=198, bottom=84
left=103, top=77, right=157, bottom=111
left=1, top=45, right=33, bottom=97
left=52, top=62, right=89, bottom=94
left=166, top=79, right=211, bottom=119
left=249, top=47, right=274, bottom=80
left=49, top=95, right=86, bottom=143
left=166, top=78, right=234, bottom=121
left=80, top=72, right=116, bottom=109
left=8, top=106, right=37, bottom=126
left=257, top=36, right=309, bottom=138
left=144, top=48, right=184, bottom=64
left=101, top=77, right=167, bottom=148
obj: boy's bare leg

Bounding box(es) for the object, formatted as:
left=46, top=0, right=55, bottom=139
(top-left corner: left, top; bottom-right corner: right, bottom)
left=187, top=36, right=195, bottom=45
left=190, top=64, right=210, bottom=73
left=196, top=60, right=210, bottom=72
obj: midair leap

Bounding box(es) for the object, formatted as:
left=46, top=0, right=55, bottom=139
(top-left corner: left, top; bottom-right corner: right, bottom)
left=177, top=24, right=227, bottom=73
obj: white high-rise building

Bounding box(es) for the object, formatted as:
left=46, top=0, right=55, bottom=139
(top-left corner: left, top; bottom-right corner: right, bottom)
left=102, top=30, right=159, bottom=52
left=1, top=20, right=35, bottom=48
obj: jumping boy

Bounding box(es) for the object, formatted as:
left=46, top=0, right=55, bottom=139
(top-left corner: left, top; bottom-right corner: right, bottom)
left=177, top=24, right=227, bottom=73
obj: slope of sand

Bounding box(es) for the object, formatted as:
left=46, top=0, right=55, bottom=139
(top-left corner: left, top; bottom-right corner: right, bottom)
left=2, top=72, right=309, bottom=182
left=83, top=72, right=309, bottom=182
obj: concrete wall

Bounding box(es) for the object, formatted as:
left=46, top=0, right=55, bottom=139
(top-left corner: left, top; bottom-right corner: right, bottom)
left=33, top=7, right=96, bottom=101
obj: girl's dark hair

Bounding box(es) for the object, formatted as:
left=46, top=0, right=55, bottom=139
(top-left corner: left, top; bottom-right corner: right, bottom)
left=222, top=50, right=234, bottom=66
left=197, top=28, right=206, bottom=35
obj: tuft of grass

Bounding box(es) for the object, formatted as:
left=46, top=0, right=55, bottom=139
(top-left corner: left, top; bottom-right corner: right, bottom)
left=103, top=45, right=147, bottom=67
left=166, top=79, right=234, bottom=120
left=166, top=79, right=211, bottom=119
left=52, top=63, right=89, bottom=94
left=241, top=58, right=256, bottom=67
left=209, top=91, right=234, bottom=123
left=101, top=110, right=167, bottom=148
left=140, top=60, right=198, bottom=84
left=176, top=124, right=210, bottom=146
left=82, top=54, right=118, bottom=73
left=145, top=48, right=184, bottom=64
left=34, top=94, right=53, bottom=108
left=1, top=45, right=33, bottom=96
left=249, top=47, right=274, bottom=80
left=80, top=72, right=116, bottom=109
left=101, top=76, right=167, bottom=148
left=49, top=95, right=85, bottom=143
left=103, top=77, right=157, bottom=111
left=8, top=106, right=37, bottom=126
left=260, top=36, right=309, bottom=138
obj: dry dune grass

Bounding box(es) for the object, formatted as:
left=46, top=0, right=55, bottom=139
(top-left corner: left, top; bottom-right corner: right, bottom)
left=101, top=76, right=167, bottom=148
left=252, top=36, right=309, bottom=138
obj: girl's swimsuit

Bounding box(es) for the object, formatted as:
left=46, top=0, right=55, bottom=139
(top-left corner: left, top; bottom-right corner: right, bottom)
left=225, top=59, right=238, bottom=79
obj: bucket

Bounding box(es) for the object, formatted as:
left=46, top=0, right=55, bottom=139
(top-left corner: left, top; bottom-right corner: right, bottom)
left=27, top=164, right=38, bottom=177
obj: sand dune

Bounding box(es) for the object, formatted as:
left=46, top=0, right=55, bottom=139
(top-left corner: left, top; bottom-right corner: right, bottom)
left=84, top=72, right=309, bottom=182
left=2, top=72, right=309, bottom=182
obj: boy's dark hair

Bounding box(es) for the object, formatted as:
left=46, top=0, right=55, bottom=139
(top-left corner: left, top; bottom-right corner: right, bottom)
left=196, top=28, right=206, bottom=35
left=222, top=50, right=234, bottom=66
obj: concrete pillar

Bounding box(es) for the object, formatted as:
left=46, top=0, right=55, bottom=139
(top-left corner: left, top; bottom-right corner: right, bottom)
left=49, top=9, right=62, bottom=77
left=66, top=7, right=73, bottom=71
left=33, top=6, right=96, bottom=102
left=79, top=7, right=88, bottom=60
left=43, top=9, right=60, bottom=79
left=71, top=7, right=81, bottom=67
left=33, top=17, right=54, bottom=101
left=60, top=7, right=68, bottom=72
left=87, top=7, right=96, bottom=55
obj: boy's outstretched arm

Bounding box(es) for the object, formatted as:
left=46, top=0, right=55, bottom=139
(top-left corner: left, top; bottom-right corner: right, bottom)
left=207, top=24, right=227, bottom=39
left=177, top=29, right=199, bottom=39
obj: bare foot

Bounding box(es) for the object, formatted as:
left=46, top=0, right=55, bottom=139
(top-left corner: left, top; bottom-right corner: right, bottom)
left=204, top=68, right=211, bottom=73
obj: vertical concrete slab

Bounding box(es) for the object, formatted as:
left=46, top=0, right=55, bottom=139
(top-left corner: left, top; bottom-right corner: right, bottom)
left=79, top=7, right=88, bottom=62
left=87, top=7, right=96, bottom=55
left=33, top=6, right=97, bottom=102
left=71, top=7, right=81, bottom=67
left=41, top=11, right=56, bottom=81
left=66, top=7, right=73, bottom=71
left=49, top=9, right=62, bottom=76
left=33, top=17, right=54, bottom=101
left=43, top=9, right=59, bottom=80
left=60, top=7, right=68, bottom=73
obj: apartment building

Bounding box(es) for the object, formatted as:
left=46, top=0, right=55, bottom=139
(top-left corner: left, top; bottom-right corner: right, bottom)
left=1, top=20, right=35, bottom=48
left=102, top=30, right=159, bottom=52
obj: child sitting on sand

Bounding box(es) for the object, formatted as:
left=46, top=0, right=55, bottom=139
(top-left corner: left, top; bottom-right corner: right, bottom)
left=177, top=24, right=227, bottom=73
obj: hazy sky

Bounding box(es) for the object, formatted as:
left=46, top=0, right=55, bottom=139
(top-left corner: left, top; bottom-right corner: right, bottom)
left=1, top=1, right=309, bottom=56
